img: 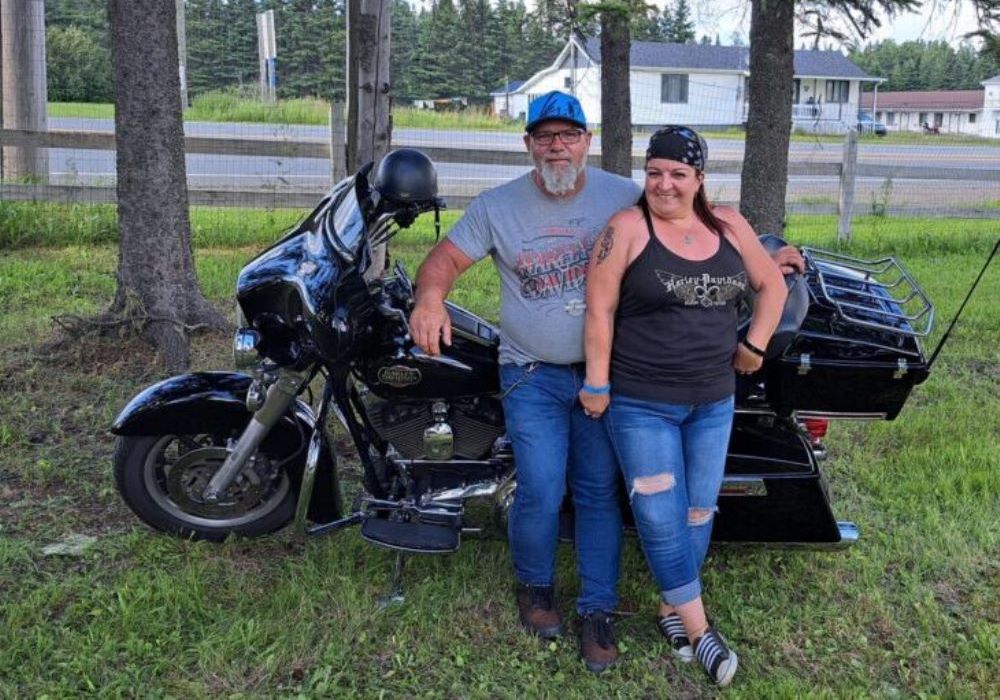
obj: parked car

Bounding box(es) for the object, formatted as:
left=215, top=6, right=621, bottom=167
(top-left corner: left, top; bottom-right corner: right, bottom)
left=857, top=112, right=888, bottom=136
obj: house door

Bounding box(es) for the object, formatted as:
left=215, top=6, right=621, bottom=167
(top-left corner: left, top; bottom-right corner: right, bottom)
left=794, top=79, right=800, bottom=103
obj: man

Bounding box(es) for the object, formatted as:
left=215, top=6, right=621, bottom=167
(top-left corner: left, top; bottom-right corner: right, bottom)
left=410, top=91, right=636, bottom=673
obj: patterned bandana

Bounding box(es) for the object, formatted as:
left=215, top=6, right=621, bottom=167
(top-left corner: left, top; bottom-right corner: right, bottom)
left=645, top=125, right=708, bottom=171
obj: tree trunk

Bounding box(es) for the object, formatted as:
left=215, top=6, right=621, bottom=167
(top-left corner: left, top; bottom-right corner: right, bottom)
left=740, top=0, right=794, bottom=236
left=108, top=0, right=226, bottom=370
left=599, top=12, right=632, bottom=178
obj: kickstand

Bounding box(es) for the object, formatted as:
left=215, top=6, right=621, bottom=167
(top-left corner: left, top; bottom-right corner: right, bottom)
left=377, top=551, right=407, bottom=609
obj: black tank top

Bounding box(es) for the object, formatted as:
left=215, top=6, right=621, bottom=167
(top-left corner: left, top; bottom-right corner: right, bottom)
left=611, top=201, right=748, bottom=404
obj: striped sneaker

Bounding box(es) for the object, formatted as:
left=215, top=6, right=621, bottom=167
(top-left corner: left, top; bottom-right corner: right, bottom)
left=693, top=627, right=738, bottom=687
left=656, top=613, right=694, bottom=662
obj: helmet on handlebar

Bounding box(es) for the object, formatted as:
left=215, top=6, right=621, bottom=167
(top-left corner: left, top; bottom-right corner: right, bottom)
left=373, top=148, right=438, bottom=205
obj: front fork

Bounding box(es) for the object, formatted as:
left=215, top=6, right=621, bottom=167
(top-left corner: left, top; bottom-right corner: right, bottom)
left=202, top=366, right=313, bottom=502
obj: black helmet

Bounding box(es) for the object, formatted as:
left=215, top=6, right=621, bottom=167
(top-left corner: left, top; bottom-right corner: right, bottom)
left=373, top=148, right=438, bottom=204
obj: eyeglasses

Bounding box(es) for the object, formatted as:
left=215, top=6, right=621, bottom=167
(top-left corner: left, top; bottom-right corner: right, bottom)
left=531, top=129, right=584, bottom=146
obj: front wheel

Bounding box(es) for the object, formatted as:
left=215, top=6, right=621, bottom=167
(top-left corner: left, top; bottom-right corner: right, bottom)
left=114, top=433, right=296, bottom=541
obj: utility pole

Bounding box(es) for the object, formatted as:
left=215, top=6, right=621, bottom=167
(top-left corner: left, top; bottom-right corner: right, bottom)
left=345, top=0, right=360, bottom=173
left=0, top=0, right=48, bottom=181
left=347, top=0, right=392, bottom=277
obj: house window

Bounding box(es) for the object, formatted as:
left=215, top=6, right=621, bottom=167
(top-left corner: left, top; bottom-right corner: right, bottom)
left=934, top=112, right=943, bottom=127
left=825, top=80, right=849, bottom=103
left=919, top=112, right=928, bottom=126
left=564, top=76, right=572, bottom=90
left=886, top=112, right=895, bottom=125
left=970, top=113, right=976, bottom=124
left=661, top=74, right=689, bottom=103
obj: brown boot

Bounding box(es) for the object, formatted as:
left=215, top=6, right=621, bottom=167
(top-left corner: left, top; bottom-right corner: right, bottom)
left=515, top=584, right=564, bottom=638
left=580, top=611, right=618, bottom=673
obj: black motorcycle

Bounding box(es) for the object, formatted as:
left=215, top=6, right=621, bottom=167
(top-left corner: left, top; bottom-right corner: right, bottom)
left=111, top=149, right=940, bottom=556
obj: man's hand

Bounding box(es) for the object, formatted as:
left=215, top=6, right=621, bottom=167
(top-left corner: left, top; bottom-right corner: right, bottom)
left=772, top=245, right=805, bottom=275
left=410, top=300, right=452, bottom=356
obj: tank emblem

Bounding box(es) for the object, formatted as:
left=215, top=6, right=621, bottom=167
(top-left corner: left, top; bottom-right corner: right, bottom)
left=377, top=365, right=422, bottom=387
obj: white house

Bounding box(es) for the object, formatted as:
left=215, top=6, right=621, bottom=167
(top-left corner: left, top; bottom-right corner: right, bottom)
left=490, top=80, right=527, bottom=118
left=982, top=74, right=1000, bottom=138
left=510, top=36, right=881, bottom=133
left=860, top=90, right=985, bottom=135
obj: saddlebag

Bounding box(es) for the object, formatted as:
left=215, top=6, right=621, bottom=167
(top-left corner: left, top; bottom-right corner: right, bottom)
left=765, top=248, right=932, bottom=420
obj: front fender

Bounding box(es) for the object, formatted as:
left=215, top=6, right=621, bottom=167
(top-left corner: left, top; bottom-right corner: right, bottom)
left=111, top=372, right=256, bottom=436
left=110, top=371, right=340, bottom=522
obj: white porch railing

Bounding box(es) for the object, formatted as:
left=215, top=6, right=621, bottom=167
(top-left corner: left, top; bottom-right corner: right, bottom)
left=792, top=102, right=848, bottom=121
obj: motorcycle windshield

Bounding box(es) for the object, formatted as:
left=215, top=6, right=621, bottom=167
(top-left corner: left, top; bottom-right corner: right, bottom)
left=322, top=176, right=368, bottom=263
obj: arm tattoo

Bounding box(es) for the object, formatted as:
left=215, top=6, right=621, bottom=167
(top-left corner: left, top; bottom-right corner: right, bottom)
left=595, top=226, right=615, bottom=265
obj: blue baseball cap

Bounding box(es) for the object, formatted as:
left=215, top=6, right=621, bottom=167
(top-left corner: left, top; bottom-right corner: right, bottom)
left=525, top=91, right=587, bottom=132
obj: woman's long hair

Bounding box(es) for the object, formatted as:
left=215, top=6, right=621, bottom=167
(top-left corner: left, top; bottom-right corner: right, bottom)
left=638, top=180, right=730, bottom=237
left=693, top=184, right=730, bottom=237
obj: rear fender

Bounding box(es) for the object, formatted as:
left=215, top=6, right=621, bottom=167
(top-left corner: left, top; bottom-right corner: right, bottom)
left=110, top=371, right=340, bottom=522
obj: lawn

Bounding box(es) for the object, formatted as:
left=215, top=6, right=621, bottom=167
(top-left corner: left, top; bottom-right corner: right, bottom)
left=0, top=203, right=997, bottom=697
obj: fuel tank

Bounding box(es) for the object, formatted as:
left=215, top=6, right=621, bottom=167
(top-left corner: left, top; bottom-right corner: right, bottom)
left=358, top=302, right=501, bottom=400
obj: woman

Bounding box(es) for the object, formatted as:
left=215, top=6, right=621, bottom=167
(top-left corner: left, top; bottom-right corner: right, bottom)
left=579, top=126, right=787, bottom=687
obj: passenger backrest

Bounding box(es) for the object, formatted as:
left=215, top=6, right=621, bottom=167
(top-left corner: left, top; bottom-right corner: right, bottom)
left=757, top=234, right=809, bottom=359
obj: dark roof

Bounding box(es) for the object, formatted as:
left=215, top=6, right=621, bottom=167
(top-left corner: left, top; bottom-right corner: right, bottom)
left=581, top=38, right=876, bottom=80
left=860, top=90, right=984, bottom=110
left=492, top=80, right=525, bottom=95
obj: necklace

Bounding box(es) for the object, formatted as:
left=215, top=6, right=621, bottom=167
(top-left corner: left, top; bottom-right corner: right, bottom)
left=649, top=208, right=697, bottom=245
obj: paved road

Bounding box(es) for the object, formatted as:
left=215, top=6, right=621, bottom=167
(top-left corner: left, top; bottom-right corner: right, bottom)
left=34, top=118, right=1000, bottom=210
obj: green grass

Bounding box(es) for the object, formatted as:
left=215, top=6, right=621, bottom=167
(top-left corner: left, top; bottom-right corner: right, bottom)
left=0, top=204, right=997, bottom=696
left=49, top=95, right=528, bottom=132
left=48, top=101, right=115, bottom=119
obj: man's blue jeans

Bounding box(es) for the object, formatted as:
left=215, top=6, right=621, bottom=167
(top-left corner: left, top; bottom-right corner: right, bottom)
left=499, top=362, right=622, bottom=614
left=606, top=394, right=734, bottom=608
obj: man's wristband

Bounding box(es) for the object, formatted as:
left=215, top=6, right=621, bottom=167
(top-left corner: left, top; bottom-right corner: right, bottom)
left=741, top=339, right=766, bottom=358
left=582, top=382, right=611, bottom=395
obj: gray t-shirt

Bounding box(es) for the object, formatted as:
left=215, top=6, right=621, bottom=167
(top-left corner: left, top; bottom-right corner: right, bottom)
left=448, top=167, right=641, bottom=365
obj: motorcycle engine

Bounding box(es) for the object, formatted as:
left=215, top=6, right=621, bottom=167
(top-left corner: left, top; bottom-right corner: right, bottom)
left=361, top=395, right=505, bottom=460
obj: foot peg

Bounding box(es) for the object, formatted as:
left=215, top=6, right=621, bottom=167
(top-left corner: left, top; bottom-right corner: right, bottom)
left=361, top=517, right=461, bottom=553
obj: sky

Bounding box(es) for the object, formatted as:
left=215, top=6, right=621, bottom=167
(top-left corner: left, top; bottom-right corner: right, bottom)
left=651, top=1, right=985, bottom=48
left=403, top=0, right=988, bottom=49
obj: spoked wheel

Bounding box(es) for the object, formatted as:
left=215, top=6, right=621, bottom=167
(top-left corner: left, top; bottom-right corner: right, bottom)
left=114, top=433, right=296, bottom=541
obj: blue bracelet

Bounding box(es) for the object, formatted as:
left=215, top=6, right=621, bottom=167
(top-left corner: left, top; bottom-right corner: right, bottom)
left=582, top=382, right=611, bottom=395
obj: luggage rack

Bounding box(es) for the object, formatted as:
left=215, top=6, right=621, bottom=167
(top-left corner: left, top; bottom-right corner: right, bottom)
left=801, top=247, right=934, bottom=338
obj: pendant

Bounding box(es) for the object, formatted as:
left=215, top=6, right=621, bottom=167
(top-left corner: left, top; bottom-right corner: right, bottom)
left=683, top=234, right=694, bottom=245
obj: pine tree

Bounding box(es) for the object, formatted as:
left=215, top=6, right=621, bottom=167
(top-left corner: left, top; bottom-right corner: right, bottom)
left=631, top=5, right=664, bottom=41
left=410, top=0, right=464, bottom=98
left=273, top=0, right=346, bottom=100
left=670, top=0, right=695, bottom=43
left=186, top=0, right=230, bottom=95
left=392, top=0, right=421, bottom=100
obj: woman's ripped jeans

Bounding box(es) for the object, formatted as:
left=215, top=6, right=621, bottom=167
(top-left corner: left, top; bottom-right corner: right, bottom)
left=606, top=394, right=734, bottom=607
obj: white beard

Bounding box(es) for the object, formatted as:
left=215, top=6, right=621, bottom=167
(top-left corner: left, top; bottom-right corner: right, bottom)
left=537, top=160, right=583, bottom=196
